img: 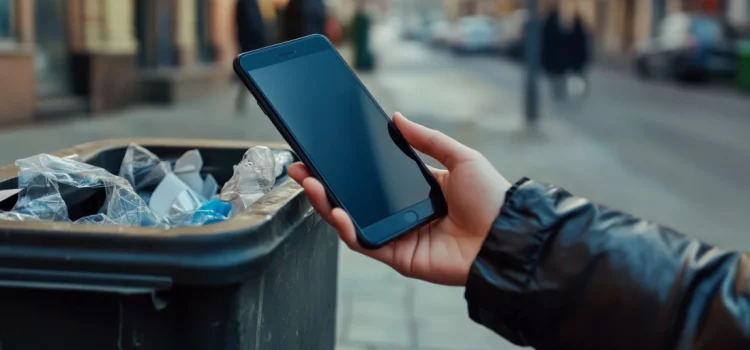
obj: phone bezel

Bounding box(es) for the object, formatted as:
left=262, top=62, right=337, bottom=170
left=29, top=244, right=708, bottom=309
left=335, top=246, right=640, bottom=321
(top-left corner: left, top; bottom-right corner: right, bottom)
left=233, top=34, right=447, bottom=249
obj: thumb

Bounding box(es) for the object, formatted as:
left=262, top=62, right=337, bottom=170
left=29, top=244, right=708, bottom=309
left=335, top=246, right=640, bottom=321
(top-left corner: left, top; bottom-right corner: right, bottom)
left=392, top=112, right=475, bottom=169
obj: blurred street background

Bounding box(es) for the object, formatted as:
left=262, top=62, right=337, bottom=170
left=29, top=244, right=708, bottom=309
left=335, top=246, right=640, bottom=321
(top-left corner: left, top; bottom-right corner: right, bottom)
left=2, top=0, right=750, bottom=349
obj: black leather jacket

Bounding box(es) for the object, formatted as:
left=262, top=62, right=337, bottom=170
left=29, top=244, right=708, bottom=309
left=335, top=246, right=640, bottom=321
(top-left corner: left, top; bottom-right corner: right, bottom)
left=466, top=178, right=750, bottom=350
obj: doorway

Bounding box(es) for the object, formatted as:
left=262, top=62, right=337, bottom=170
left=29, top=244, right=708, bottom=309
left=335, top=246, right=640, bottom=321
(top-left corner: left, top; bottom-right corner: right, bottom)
left=195, top=0, right=213, bottom=63
left=155, top=0, right=176, bottom=67
left=623, top=0, right=637, bottom=50
left=134, top=0, right=176, bottom=68
left=34, top=0, right=72, bottom=97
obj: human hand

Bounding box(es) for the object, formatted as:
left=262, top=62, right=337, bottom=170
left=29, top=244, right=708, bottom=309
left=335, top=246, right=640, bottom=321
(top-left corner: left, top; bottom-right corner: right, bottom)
left=287, top=113, right=512, bottom=286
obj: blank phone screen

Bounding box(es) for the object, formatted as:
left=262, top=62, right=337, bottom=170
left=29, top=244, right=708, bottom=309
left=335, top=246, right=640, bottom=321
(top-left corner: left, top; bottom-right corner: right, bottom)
left=248, top=49, right=433, bottom=228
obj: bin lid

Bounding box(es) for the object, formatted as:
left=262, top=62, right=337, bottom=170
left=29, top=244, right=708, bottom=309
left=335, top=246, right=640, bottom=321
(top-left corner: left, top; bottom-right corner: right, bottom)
left=0, top=138, right=316, bottom=293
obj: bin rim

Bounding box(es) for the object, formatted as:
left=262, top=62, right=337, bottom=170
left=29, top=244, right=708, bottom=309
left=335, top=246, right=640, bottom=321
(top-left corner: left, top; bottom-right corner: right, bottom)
left=0, top=138, right=319, bottom=289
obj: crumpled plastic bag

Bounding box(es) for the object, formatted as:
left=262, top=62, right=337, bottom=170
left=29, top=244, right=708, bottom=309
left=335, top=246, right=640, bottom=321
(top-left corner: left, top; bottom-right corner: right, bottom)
left=14, top=153, right=165, bottom=228
left=1, top=145, right=288, bottom=227
left=13, top=173, right=68, bottom=221
left=119, top=144, right=171, bottom=191
left=117, top=145, right=229, bottom=227
left=220, top=146, right=278, bottom=212
left=0, top=211, right=40, bottom=222
left=75, top=213, right=118, bottom=225
left=273, top=150, right=294, bottom=178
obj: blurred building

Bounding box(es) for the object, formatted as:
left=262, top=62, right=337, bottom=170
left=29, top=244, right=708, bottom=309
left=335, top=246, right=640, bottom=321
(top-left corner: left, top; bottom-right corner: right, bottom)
left=439, top=0, right=749, bottom=50
left=727, top=0, right=750, bottom=28
left=443, top=0, right=522, bottom=20
left=547, top=0, right=750, bottom=55
left=599, top=0, right=750, bottom=54
left=0, top=0, right=238, bottom=126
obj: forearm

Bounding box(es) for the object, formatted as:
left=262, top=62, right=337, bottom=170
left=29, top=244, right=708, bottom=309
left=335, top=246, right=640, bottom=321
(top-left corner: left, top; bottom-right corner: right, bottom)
left=465, top=179, right=750, bottom=349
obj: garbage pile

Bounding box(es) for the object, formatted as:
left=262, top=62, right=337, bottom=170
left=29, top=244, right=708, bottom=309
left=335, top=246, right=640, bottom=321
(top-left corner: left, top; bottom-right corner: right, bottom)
left=0, top=144, right=295, bottom=228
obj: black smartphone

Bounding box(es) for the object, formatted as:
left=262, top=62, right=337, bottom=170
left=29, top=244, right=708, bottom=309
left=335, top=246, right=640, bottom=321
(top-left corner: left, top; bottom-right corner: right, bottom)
left=234, top=34, right=447, bottom=249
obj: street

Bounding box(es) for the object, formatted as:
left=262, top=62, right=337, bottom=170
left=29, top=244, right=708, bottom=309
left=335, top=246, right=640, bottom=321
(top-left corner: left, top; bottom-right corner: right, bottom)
left=0, top=22, right=750, bottom=350
left=367, top=23, right=750, bottom=249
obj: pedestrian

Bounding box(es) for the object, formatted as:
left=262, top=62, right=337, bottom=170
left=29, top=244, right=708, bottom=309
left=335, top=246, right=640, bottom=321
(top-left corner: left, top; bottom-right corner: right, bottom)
left=564, top=14, right=592, bottom=99
left=288, top=112, right=750, bottom=349
left=352, top=0, right=374, bottom=71
left=280, top=0, right=326, bottom=41
left=235, top=0, right=268, bottom=114
left=541, top=7, right=567, bottom=101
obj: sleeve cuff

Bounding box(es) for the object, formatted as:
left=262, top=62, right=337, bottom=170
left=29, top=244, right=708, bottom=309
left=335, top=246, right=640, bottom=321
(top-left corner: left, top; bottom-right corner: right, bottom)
left=464, top=178, right=554, bottom=345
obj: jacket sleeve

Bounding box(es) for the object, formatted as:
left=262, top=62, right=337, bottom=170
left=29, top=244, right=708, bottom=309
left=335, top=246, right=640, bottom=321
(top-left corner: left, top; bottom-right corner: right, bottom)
left=465, top=178, right=750, bottom=350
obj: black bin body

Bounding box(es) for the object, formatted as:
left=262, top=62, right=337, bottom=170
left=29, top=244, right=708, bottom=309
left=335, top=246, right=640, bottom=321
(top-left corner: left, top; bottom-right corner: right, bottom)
left=0, top=139, right=338, bottom=350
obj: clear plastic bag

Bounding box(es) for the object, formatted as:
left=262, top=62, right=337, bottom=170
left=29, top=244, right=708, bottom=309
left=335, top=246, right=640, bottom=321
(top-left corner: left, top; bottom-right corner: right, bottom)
left=3, top=145, right=282, bottom=227
left=75, top=213, right=117, bottom=226
left=0, top=211, right=40, bottom=222
left=220, top=146, right=277, bottom=212
left=119, top=144, right=171, bottom=191
left=273, top=150, right=295, bottom=178
left=13, top=173, right=68, bottom=221
left=14, top=154, right=165, bottom=228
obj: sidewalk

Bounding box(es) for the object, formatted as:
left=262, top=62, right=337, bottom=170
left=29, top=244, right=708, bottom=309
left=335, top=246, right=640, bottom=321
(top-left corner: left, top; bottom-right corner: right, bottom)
left=0, top=85, right=283, bottom=165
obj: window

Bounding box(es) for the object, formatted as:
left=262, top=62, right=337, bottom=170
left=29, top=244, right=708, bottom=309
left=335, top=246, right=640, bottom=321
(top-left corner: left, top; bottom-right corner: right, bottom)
left=0, top=0, right=13, bottom=39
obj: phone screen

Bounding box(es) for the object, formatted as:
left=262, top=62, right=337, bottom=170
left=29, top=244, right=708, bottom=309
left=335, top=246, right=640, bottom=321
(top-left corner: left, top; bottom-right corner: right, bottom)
left=244, top=48, right=441, bottom=233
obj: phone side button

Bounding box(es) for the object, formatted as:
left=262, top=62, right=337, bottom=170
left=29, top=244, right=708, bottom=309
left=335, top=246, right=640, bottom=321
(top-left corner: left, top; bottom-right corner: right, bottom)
left=402, top=211, right=418, bottom=224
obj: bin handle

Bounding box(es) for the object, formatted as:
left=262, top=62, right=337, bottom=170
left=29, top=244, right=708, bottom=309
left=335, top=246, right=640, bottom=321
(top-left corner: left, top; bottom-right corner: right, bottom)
left=0, top=268, right=172, bottom=294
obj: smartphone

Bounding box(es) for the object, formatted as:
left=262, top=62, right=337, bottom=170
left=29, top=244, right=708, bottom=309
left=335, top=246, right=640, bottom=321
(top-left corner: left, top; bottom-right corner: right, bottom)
left=234, top=34, right=447, bottom=249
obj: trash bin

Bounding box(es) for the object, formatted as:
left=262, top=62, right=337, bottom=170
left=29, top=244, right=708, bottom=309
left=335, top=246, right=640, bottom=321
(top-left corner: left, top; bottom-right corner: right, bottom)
left=0, top=138, right=339, bottom=350
left=738, top=40, right=750, bottom=91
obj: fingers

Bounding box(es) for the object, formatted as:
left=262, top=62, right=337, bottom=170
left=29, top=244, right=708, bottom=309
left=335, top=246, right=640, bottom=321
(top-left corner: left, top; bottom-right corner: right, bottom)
left=426, top=165, right=448, bottom=177
left=287, top=162, right=309, bottom=183
left=298, top=178, right=396, bottom=263
left=300, top=177, right=334, bottom=222
left=288, top=163, right=397, bottom=262
left=330, top=208, right=395, bottom=264
left=289, top=163, right=334, bottom=222
left=392, top=112, right=476, bottom=169
left=330, top=208, right=358, bottom=248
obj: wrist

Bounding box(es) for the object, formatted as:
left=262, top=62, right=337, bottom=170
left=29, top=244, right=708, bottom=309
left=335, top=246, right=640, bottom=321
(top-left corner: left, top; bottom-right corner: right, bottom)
left=459, top=177, right=525, bottom=285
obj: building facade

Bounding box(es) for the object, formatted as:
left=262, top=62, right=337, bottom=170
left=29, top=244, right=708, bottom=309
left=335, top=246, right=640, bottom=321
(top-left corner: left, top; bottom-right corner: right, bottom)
left=0, top=0, right=239, bottom=126
left=439, top=0, right=749, bottom=57
left=443, top=0, right=522, bottom=20
left=727, top=0, right=750, bottom=27
left=597, top=0, right=750, bottom=55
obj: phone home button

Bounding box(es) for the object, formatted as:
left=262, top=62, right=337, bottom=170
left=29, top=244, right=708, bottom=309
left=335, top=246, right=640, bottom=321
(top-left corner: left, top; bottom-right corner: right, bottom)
left=403, top=211, right=418, bottom=224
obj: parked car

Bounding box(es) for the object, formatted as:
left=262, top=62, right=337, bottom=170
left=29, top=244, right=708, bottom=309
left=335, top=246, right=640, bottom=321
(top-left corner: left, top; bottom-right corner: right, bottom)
left=635, top=13, right=737, bottom=81
left=428, top=20, right=455, bottom=47
left=402, top=25, right=428, bottom=41
left=497, top=10, right=527, bottom=60
left=402, top=18, right=431, bottom=42
left=449, top=16, right=500, bottom=54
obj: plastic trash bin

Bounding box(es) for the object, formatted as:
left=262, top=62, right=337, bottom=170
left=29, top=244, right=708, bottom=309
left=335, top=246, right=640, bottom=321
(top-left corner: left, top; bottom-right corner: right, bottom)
left=739, top=40, right=750, bottom=91
left=0, top=138, right=338, bottom=350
